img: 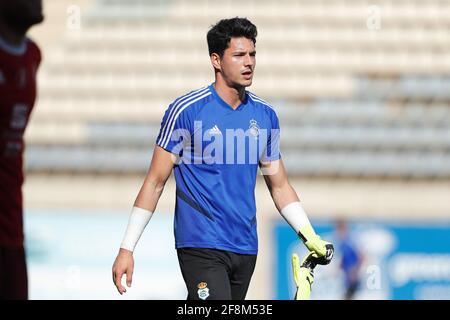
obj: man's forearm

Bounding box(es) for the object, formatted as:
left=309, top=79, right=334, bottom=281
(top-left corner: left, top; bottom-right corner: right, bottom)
left=271, top=182, right=332, bottom=260
left=269, top=181, right=300, bottom=211
left=270, top=182, right=314, bottom=237
left=263, top=160, right=334, bottom=262
left=133, top=176, right=166, bottom=212
left=271, top=182, right=325, bottom=254
left=120, top=177, right=166, bottom=252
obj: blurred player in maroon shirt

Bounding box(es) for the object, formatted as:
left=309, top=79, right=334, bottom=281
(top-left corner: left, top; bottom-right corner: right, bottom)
left=0, top=0, right=44, bottom=299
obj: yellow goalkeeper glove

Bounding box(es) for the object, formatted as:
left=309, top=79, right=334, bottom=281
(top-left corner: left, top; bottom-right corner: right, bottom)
left=298, top=225, right=334, bottom=265
left=292, top=252, right=317, bottom=300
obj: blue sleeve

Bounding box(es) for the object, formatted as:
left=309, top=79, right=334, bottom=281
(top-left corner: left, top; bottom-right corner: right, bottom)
left=262, top=109, right=282, bottom=162
left=156, top=102, right=192, bottom=156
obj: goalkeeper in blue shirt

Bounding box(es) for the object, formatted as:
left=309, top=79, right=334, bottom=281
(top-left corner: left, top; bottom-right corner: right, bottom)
left=112, top=17, right=334, bottom=300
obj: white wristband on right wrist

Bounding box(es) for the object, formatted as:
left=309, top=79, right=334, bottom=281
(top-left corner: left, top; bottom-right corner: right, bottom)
left=120, top=206, right=153, bottom=252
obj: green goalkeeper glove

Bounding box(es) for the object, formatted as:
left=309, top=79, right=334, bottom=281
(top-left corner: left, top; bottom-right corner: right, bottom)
left=292, top=252, right=316, bottom=300
left=298, top=225, right=334, bottom=265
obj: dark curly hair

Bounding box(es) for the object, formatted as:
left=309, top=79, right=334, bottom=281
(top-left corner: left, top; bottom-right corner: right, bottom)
left=207, top=17, right=257, bottom=57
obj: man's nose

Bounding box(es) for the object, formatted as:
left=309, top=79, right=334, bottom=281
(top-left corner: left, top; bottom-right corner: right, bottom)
left=244, top=54, right=254, bottom=67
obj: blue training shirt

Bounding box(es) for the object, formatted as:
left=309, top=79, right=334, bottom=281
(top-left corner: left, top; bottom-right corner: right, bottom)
left=156, top=84, right=281, bottom=254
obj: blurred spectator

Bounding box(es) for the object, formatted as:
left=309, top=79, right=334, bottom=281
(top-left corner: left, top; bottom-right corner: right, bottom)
left=335, top=218, right=364, bottom=300
left=0, top=0, right=44, bottom=300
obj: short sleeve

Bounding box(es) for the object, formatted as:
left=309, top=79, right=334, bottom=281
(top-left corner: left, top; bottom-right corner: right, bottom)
left=261, top=109, right=281, bottom=162
left=156, top=102, right=192, bottom=156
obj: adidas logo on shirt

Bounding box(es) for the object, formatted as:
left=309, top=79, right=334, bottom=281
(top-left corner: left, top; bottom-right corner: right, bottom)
left=209, top=125, right=222, bottom=135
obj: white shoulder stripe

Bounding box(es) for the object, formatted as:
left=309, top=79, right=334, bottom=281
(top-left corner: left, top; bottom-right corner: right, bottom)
left=159, top=86, right=208, bottom=143
left=248, top=92, right=276, bottom=111
left=161, top=91, right=212, bottom=148
left=248, top=92, right=271, bottom=105
left=158, top=87, right=209, bottom=146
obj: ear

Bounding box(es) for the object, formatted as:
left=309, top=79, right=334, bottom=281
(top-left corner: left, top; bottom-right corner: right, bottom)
left=210, top=53, right=221, bottom=71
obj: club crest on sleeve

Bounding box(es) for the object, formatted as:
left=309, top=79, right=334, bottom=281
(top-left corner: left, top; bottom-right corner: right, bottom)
left=197, top=282, right=210, bottom=300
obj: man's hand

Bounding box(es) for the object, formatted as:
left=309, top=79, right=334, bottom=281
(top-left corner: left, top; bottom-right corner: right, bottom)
left=299, top=225, right=334, bottom=265
left=112, top=248, right=134, bottom=295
